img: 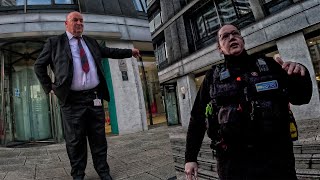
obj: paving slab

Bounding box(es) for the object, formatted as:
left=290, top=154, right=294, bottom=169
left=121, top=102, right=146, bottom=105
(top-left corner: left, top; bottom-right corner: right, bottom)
left=0, top=126, right=176, bottom=180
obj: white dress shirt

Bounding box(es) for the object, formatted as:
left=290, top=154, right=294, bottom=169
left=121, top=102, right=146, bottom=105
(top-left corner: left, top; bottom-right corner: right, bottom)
left=66, top=31, right=100, bottom=91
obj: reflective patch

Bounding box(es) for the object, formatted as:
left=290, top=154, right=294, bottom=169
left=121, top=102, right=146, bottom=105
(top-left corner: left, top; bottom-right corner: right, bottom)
left=255, top=80, right=278, bottom=92
left=257, top=58, right=269, bottom=72
left=220, top=69, right=230, bottom=81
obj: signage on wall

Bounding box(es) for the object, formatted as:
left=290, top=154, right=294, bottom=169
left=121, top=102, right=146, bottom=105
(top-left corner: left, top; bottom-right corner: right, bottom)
left=119, top=59, right=128, bottom=81
left=14, top=88, right=20, bottom=97
left=118, top=59, right=128, bottom=71
left=121, top=71, right=128, bottom=81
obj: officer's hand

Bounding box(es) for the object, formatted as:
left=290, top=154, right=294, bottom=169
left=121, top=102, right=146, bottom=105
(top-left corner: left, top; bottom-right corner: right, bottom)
left=185, top=162, right=198, bottom=180
left=273, top=55, right=306, bottom=76
left=132, top=48, right=141, bottom=58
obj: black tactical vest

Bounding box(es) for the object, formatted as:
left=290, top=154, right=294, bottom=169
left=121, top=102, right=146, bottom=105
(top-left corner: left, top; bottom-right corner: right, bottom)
left=207, top=57, right=291, bottom=146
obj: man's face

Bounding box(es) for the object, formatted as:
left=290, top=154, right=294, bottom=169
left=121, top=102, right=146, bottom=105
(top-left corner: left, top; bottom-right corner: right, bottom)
left=65, top=12, right=84, bottom=37
left=218, top=25, right=245, bottom=56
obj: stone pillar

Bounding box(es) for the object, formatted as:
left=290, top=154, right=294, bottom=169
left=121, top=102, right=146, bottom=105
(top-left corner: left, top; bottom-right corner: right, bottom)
left=248, top=0, right=265, bottom=21
left=177, top=74, right=197, bottom=129
left=105, top=41, right=148, bottom=134
left=276, top=32, right=320, bottom=120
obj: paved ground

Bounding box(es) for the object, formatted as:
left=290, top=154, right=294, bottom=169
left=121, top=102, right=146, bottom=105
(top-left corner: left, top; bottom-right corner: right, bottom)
left=0, top=125, right=177, bottom=180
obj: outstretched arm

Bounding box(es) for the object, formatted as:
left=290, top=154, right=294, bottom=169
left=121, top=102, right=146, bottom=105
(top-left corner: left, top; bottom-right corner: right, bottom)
left=99, top=45, right=140, bottom=59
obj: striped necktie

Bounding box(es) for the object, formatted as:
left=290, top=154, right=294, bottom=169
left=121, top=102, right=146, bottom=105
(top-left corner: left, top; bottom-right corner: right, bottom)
left=75, top=37, right=90, bottom=73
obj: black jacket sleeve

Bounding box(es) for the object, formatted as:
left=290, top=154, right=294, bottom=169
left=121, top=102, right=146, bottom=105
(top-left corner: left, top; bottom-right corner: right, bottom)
left=268, top=58, right=312, bottom=105
left=98, top=40, right=133, bottom=59
left=287, top=65, right=312, bottom=105
left=185, top=69, right=213, bottom=163
left=34, top=38, right=53, bottom=94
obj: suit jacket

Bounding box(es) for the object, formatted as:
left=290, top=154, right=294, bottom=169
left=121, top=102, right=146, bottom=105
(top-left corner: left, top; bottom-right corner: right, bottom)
left=34, top=32, right=132, bottom=104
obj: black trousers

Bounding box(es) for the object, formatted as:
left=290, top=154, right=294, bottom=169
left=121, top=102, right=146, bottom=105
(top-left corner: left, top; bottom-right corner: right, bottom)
left=60, top=88, right=110, bottom=179
left=215, top=143, right=297, bottom=180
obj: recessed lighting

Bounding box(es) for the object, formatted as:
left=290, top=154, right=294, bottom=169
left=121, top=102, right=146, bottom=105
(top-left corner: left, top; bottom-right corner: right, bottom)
left=310, top=41, right=313, bottom=44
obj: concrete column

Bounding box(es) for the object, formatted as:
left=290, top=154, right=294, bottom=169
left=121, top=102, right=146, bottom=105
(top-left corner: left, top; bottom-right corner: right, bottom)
left=176, top=16, right=189, bottom=58
left=160, top=0, right=174, bottom=23
left=177, top=74, right=197, bottom=129
left=248, top=0, right=265, bottom=21
left=105, top=41, right=148, bottom=134
left=170, top=22, right=182, bottom=62
left=276, top=32, right=320, bottom=120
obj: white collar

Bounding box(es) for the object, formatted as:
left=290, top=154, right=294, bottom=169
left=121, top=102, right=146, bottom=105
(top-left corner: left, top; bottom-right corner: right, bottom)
left=66, top=31, right=82, bottom=40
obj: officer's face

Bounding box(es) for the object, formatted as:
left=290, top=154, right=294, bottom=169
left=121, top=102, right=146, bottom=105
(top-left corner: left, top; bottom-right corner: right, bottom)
left=218, top=25, right=245, bottom=56
left=65, top=12, right=84, bottom=37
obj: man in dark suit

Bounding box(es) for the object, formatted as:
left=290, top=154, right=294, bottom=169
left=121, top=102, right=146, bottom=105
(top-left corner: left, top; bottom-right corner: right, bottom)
left=34, top=11, right=140, bottom=180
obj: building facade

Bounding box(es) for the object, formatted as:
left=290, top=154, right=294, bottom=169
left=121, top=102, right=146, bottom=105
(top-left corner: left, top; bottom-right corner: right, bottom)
left=0, top=0, right=166, bottom=146
left=147, top=0, right=320, bottom=128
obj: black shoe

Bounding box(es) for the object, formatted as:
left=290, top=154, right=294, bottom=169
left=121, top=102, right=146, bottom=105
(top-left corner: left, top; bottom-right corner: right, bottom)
left=100, top=174, right=112, bottom=180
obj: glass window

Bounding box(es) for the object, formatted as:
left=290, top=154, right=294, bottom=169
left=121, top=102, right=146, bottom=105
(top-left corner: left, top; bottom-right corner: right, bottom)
left=55, top=0, right=73, bottom=4
left=262, top=0, right=294, bottom=15
left=149, top=20, right=155, bottom=33
left=155, top=42, right=167, bottom=65
left=217, top=0, right=251, bottom=24
left=149, top=11, right=162, bottom=33
left=0, top=0, right=24, bottom=6
left=191, top=3, right=219, bottom=42
left=146, top=0, right=152, bottom=7
left=234, top=0, right=251, bottom=16
left=132, top=0, right=147, bottom=12
left=27, top=0, right=51, bottom=5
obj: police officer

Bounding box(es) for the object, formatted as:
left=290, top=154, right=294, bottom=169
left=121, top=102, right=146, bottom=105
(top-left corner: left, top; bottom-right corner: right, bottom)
left=184, top=24, right=312, bottom=180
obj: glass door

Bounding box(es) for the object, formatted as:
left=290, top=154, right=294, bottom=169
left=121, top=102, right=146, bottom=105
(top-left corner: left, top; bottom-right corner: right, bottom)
left=12, top=63, right=52, bottom=141
left=164, top=84, right=179, bottom=125
left=1, top=41, right=54, bottom=143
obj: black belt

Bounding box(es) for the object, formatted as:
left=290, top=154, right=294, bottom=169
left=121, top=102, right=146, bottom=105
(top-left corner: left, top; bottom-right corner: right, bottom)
left=69, top=86, right=99, bottom=96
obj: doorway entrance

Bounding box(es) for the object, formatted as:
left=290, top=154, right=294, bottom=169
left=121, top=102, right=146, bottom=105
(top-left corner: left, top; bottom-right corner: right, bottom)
left=0, top=40, right=63, bottom=145
left=163, top=84, right=180, bottom=125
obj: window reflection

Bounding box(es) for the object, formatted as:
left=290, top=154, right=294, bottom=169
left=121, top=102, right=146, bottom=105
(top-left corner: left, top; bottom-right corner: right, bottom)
left=191, top=3, right=219, bottom=46
left=55, top=0, right=73, bottom=4
left=27, top=0, right=51, bottom=5
left=0, top=0, right=74, bottom=6
left=0, top=0, right=24, bottom=6
left=155, top=42, right=167, bottom=66
left=132, top=0, right=147, bottom=12
left=262, top=0, right=293, bottom=15
left=217, top=0, right=251, bottom=24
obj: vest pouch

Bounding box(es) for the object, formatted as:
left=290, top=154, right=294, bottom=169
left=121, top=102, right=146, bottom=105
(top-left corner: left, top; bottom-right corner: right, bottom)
left=214, top=80, right=242, bottom=106
left=253, top=100, right=289, bottom=142
left=217, top=104, right=244, bottom=143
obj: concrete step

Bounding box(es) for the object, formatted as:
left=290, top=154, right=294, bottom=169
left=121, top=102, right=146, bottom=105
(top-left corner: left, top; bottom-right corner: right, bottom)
left=171, top=145, right=213, bottom=160
left=294, top=144, right=320, bottom=154
left=171, top=137, right=320, bottom=179
left=173, top=153, right=217, bottom=172
left=296, top=169, right=320, bottom=179
left=295, top=154, right=320, bottom=169
left=171, top=137, right=320, bottom=155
